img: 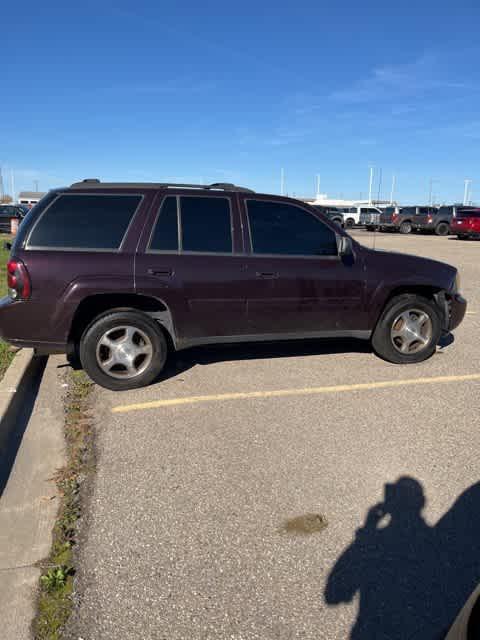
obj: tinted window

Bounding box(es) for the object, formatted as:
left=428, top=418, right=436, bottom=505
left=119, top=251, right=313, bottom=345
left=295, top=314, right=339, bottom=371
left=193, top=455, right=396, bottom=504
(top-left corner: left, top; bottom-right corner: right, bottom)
left=438, top=207, right=452, bottom=216
left=149, top=196, right=178, bottom=251
left=180, top=196, right=232, bottom=253
left=247, top=200, right=338, bottom=256
left=457, top=209, right=480, bottom=218
left=28, top=194, right=141, bottom=249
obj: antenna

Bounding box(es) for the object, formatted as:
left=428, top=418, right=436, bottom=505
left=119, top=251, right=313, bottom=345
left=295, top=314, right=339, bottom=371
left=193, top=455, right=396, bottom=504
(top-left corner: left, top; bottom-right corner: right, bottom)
left=34, top=179, right=39, bottom=192
left=368, top=166, right=374, bottom=204
left=390, top=174, right=396, bottom=204
left=377, top=168, right=383, bottom=202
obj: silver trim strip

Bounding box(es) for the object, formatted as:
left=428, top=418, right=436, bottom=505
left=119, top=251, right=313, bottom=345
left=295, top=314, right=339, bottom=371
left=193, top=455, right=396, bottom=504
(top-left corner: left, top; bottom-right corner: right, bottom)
left=176, top=330, right=371, bottom=350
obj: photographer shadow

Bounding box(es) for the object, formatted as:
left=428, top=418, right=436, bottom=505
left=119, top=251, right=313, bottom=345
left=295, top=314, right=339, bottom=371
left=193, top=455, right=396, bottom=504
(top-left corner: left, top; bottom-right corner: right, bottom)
left=325, top=477, right=480, bottom=639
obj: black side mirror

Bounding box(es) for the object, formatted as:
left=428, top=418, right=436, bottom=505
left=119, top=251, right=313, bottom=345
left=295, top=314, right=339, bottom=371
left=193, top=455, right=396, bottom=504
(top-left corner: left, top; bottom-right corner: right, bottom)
left=336, top=234, right=353, bottom=257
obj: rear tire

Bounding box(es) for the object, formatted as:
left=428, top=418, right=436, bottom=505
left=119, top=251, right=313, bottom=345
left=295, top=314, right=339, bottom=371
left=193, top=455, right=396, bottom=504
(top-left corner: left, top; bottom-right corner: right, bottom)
left=366, top=225, right=376, bottom=232
left=345, top=218, right=355, bottom=228
left=435, top=222, right=450, bottom=236
left=79, top=309, right=168, bottom=391
left=372, top=294, right=442, bottom=364
left=399, top=221, right=412, bottom=234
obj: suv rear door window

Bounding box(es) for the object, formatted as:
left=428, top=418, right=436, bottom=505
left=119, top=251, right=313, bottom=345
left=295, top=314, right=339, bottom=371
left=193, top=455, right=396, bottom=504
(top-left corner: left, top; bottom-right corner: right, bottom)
left=149, top=196, right=179, bottom=251
left=27, top=194, right=142, bottom=250
left=180, top=196, right=232, bottom=253
left=246, top=200, right=338, bottom=256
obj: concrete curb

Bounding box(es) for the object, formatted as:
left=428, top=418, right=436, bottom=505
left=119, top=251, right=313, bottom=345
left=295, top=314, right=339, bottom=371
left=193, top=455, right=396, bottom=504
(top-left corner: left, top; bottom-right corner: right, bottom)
left=0, top=349, right=47, bottom=494
left=0, top=354, right=66, bottom=639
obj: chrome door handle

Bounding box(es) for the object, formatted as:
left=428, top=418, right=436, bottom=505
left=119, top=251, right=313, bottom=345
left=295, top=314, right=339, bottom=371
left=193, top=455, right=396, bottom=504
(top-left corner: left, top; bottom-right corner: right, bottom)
left=147, top=268, right=173, bottom=277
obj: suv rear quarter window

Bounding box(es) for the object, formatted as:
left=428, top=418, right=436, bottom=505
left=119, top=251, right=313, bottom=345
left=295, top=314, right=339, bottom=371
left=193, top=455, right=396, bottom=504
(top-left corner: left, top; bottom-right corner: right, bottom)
left=26, top=194, right=142, bottom=250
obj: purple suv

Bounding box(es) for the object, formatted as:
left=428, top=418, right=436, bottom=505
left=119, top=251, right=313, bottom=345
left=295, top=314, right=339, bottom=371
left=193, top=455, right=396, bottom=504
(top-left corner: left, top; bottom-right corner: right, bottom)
left=0, top=179, right=467, bottom=390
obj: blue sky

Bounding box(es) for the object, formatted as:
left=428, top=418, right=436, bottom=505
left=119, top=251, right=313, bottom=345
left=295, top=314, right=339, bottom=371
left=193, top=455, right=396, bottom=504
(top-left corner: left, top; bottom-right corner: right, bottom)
left=2, top=0, right=480, bottom=203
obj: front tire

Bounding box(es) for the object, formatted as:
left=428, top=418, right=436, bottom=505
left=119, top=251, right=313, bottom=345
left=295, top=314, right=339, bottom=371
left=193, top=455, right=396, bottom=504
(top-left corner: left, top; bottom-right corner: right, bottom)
left=79, top=309, right=168, bottom=390
left=372, top=294, right=442, bottom=364
left=345, top=218, right=355, bottom=228
left=399, top=221, right=412, bottom=234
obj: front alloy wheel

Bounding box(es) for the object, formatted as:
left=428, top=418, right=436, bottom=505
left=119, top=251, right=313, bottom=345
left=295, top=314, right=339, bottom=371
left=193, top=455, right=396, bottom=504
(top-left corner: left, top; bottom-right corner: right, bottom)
left=372, top=294, right=441, bottom=364
left=390, top=309, right=433, bottom=354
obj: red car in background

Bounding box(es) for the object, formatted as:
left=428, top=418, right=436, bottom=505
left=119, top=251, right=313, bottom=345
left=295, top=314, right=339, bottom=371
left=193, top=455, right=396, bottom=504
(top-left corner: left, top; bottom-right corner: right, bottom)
left=452, top=207, right=480, bottom=240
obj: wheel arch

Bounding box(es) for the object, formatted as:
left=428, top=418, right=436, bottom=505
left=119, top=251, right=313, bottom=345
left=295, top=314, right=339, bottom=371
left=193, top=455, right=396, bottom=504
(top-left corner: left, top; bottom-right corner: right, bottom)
left=373, top=285, right=447, bottom=332
left=68, top=293, right=178, bottom=352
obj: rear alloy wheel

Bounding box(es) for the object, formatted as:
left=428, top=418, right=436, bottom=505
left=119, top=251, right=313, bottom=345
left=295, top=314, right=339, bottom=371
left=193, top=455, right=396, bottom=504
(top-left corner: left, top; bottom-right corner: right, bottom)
left=399, top=221, right=412, bottom=234
left=79, top=309, right=167, bottom=390
left=435, top=222, right=450, bottom=236
left=372, top=294, right=441, bottom=364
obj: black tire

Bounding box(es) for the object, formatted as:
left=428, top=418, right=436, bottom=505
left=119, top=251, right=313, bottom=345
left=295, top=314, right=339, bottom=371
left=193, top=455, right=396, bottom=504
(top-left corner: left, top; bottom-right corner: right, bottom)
left=345, top=218, right=355, bottom=228
left=366, top=225, right=376, bottom=232
left=79, top=309, right=168, bottom=391
left=435, top=222, right=450, bottom=236
left=399, top=221, right=412, bottom=234
left=458, top=234, right=467, bottom=240
left=372, top=294, right=442, bottom=364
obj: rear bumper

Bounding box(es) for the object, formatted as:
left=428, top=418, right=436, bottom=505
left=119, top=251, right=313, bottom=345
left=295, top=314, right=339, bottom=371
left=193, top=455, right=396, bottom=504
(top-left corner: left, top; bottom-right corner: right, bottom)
left=0, top=296, right=67, bottom=354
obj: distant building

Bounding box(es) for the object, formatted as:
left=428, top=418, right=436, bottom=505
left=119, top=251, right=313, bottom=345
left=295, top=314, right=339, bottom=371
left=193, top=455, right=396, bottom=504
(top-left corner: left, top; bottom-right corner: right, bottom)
left=17, top=191, right=46, bottom=206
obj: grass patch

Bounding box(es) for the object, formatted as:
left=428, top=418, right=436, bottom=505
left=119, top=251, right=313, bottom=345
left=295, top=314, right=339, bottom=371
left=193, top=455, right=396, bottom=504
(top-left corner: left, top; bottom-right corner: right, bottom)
left=34, top=370, right=94, bottom=640
left=0, top=234, right=14, bottom=380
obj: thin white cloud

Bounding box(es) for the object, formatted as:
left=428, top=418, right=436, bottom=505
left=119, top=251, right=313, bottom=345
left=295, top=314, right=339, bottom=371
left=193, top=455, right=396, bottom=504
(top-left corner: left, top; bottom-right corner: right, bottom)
left=330, top=53, right=470, bottom=104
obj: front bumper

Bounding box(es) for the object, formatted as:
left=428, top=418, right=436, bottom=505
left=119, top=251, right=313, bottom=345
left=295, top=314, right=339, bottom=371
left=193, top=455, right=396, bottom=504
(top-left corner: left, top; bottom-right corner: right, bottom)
left=448, top=294, right=467, bottom=331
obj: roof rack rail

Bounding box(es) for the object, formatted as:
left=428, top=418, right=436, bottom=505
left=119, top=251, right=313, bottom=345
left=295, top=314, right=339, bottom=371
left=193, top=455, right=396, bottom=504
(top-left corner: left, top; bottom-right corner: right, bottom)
left=69, top=180, right=254, bottom=193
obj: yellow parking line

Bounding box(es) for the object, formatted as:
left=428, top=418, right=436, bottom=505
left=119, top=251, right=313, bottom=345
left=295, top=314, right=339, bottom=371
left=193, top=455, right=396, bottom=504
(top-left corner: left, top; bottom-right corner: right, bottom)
left=111, top=373, right=480, bottom=414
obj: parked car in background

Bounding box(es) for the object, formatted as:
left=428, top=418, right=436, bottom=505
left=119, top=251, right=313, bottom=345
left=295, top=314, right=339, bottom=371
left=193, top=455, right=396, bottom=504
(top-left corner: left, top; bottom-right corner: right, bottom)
left=380, top=206, right=438, bottom=234
left=358, top=205, right=384, bottom=231
left=312, top=205, right=344, bottom=227
left=0, top=205, right=26, bottom=233
left=340, top=205, right=382, bottom=229
left=451, top=207, right=480, bottom=240
left=412, top=205, right=458, bottom=236
left=0, top=179, right=466, bottom=390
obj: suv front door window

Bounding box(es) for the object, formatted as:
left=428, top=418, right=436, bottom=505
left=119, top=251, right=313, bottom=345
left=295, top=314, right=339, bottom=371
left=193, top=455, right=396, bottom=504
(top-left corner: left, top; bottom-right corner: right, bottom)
left=241, top=198, right=365, bottom=335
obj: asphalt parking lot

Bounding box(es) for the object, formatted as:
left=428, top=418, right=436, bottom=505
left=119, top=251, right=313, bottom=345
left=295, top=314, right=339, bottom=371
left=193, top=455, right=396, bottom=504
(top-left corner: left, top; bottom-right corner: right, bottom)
left=69, top=231, right=480, bottom=640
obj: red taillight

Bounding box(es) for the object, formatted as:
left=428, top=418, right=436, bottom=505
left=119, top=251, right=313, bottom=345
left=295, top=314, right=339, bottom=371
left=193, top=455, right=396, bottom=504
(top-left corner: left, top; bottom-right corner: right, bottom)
left=392, top=213, right=398, bottom=222
left=7, top=259, right=31, bottom=300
